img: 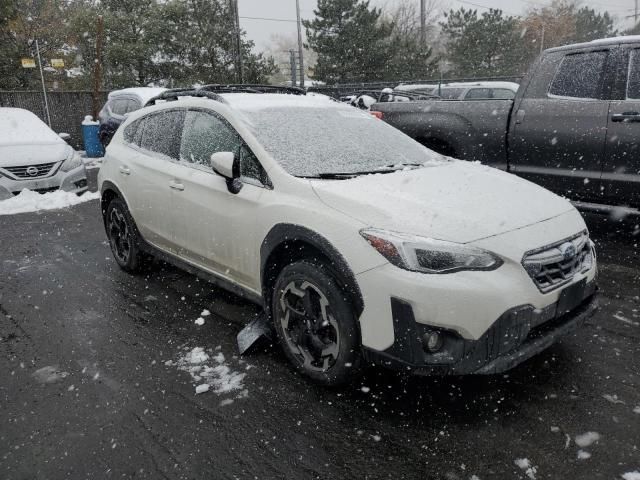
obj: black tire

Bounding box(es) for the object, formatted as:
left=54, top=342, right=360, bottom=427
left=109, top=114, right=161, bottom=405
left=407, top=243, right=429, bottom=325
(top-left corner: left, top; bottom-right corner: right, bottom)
left=271, top=260, right=362, bottom=386
left=104, top=197, right=148, bottom=273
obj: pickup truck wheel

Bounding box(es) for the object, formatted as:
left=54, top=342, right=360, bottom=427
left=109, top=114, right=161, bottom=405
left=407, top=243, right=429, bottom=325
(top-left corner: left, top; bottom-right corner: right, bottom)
left=105, top=198, right=148, bottom=273
left=272, top=260, right=362, bottom=386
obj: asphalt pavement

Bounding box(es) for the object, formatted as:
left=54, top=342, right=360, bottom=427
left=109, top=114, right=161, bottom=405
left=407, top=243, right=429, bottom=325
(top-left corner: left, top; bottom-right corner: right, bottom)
left=0, top=170, right=638, bottom=480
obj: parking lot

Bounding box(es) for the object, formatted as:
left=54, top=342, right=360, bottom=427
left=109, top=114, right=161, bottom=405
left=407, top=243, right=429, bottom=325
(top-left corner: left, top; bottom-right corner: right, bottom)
left=0, top=171, right=637, bottom=479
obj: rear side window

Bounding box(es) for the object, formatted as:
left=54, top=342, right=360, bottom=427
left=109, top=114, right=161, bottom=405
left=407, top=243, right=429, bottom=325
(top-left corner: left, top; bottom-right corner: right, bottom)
left=125, top=99, right=141, bottom=113
left=464, top=88, right=492, bottom=100
left=436, top=88, right=464, bottom=99
left=492, top=88, right=516, bottom=99
left=139, top=110, right=185, bottom=160
left=549, top=51, right=607, bottom=99
left=180, top=111, right=242, bottom=166
left=110, top=98, right=129, bottom=116
left=627, top=49, right=640, bottom=99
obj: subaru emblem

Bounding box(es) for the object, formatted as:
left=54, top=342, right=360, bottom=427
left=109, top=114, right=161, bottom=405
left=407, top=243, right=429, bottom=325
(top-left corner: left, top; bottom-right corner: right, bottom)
left=26, top=166, right=39, bottom=176
left=558, top=242, right=577, bottom=260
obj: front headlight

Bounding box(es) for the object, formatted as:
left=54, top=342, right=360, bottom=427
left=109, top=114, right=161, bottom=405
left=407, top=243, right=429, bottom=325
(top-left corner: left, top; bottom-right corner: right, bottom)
left=360, top=228, right=503, bottom=274
left=60, top=151, right=84, bottom=172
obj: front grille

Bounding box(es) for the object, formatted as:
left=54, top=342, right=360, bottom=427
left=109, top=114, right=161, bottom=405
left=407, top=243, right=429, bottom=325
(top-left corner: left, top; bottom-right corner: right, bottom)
left=522, top=231, right=594, bottom=293
left=2, top=162, right=58, bottom=179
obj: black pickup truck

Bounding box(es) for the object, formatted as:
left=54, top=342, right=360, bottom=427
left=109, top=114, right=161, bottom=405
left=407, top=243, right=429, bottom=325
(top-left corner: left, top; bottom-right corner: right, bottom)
left=372, top=37, right=640, bottom=212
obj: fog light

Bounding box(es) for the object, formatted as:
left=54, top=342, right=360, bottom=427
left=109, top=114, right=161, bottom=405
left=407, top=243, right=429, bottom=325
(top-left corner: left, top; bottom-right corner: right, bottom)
left=422, top=331, right=443, bottom=353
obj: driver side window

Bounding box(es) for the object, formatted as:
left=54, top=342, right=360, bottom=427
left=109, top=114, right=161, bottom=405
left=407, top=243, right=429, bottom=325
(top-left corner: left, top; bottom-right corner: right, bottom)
left=180, top=110, right=270, bottom=186
left=180, top=110, right=241, bottom=166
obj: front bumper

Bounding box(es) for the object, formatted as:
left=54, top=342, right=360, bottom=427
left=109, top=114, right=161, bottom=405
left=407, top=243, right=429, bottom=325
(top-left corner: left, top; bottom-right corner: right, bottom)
left=363, top=281, right=598, bottom=375
left=0, top=164, right=87, bottom=200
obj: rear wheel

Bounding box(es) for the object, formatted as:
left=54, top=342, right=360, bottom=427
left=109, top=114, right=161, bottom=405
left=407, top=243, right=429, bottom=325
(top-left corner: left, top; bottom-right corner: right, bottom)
left=272, top=260, right=362, bottom=386
left=105, top=197, right=148, bottom=273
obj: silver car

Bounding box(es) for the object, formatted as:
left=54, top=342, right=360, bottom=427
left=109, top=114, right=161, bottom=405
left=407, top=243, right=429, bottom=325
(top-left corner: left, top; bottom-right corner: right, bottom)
left=0, top=108, right=87, bottom=200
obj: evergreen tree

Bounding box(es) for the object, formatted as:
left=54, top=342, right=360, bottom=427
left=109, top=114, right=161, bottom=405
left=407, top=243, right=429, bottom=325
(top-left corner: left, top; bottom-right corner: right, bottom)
left=303, top=0, right=393, bottom=83
left=440, top=8, right=526, bottom=78
left=573, top=7, right=615, bottom=43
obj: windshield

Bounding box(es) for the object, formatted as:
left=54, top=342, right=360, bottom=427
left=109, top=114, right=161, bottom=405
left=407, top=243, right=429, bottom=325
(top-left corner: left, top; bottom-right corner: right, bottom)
left=239, top=106, right=445, bottom=177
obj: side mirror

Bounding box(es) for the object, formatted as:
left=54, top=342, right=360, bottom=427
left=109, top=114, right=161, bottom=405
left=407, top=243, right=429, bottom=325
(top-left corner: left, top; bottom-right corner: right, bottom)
left=58, top=132, right=71, bottom=141
left=210, top=151, right=242, bottom=194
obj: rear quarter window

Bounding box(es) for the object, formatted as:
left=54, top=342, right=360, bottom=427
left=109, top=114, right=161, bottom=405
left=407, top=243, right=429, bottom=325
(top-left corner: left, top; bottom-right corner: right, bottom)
left=549, top=50, right=607, bottom=99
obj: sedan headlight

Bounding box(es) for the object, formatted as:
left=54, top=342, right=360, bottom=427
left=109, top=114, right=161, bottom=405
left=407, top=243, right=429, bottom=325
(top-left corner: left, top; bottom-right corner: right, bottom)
left=60, top=151, right=84, bottom=172
left=360, top=228, right=503, bottom=274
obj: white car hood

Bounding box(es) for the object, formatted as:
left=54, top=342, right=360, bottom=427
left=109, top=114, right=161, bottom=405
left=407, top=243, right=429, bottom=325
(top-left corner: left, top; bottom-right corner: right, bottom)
left=311, top=161, right=575, bottom=244
left=0, top=143, right=70, bottom=168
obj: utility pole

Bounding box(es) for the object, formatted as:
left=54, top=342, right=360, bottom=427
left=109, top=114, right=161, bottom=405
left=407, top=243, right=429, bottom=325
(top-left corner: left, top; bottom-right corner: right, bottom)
left=92, top=15, right=103, bottom=119
left=540, top=25, right=545, bottom=55
left=289, top=49, right=297, bottom=86
left=636, top=0, right=638, bottom=24
left=295, top=0, right=305, bottom=88
left=230, top=0, right=243, bottom=83
left=34, top=39, right=51, bottom=128
left=420, top=0, right=427, bottom=47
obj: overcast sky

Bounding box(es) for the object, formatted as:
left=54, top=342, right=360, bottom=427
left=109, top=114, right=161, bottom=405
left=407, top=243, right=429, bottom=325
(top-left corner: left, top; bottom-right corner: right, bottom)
left=238, top=0, right=637, bottom=51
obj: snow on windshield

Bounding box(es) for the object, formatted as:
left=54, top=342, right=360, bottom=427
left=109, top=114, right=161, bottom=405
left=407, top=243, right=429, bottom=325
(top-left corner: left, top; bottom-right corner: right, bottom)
left=237, top=104, right=447, bottom=177
left=0, top=108, right=61, bottom=146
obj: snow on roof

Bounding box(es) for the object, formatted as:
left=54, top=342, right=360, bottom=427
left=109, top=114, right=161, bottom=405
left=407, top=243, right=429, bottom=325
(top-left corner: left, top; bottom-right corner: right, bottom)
left=0, top=107, right=61, bottom=146
left=589, top=35, right=640, bottom=45
left=220, top=92, right=341, bottom=111
left=435, top=81, right=520, bottom=91
left=394, top=83, right=438, bottom=92
left=108, top=87, right=167, bottom=103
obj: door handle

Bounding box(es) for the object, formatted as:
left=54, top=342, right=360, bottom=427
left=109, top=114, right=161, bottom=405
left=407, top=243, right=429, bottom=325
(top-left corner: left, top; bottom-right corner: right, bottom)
left=611, top=112, right=640, bottom=122
left=119, top=166, right=130, bottom=175
left=169, top=181, right=184, bottom=191
left=515, top=109, right=525, bottom=124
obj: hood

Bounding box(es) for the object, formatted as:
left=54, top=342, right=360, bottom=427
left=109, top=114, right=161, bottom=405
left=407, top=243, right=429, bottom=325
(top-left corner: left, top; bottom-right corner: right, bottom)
left=311, top=161, right=575, bottom=244
left=0, top=143, right=70, bottom=168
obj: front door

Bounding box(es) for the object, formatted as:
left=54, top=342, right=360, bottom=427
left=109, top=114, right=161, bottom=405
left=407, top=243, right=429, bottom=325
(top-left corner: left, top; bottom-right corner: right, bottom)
left=170, top=109, right=270, bottom=292
left=509, top=49, right=611, bottom=201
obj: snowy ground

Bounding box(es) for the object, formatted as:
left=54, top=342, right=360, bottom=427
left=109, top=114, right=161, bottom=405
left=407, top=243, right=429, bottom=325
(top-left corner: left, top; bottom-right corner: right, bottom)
left=0, top=174, right=638, bottom=479
left=0, top=189, right=99, bottom=215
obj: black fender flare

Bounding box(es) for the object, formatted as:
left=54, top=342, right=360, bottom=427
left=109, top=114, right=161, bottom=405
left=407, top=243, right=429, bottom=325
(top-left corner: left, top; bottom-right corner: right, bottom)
left=260, top=224, right=364, bottom=316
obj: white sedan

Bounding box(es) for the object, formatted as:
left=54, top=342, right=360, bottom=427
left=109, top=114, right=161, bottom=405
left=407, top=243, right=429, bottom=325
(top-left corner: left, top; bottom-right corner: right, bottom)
left=0, top=108, right=87, bottom=201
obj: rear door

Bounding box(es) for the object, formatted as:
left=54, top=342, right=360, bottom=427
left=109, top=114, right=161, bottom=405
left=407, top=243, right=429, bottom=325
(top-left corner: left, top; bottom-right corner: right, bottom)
left=602, top=46, right=640, bottom=207
left=509, top=49, right=612, bottom=201
left=123, top=109, right=185, bottom=252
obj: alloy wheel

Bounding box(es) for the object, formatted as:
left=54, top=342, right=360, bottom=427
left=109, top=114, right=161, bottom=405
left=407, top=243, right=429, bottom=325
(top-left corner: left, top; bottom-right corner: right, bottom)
left=278, top=280, right=341, bottom=372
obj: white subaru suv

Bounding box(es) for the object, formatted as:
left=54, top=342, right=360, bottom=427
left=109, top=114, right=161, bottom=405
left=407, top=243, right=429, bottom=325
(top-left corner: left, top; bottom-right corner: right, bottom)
left=98, top=86, right=598, bottom=386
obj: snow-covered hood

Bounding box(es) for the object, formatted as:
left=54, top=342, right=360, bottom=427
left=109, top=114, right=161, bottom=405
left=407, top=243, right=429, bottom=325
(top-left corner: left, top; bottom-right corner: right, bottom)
left=0, top=143, right=70, bottom=168
left=311, top=161, right=575, bottom=244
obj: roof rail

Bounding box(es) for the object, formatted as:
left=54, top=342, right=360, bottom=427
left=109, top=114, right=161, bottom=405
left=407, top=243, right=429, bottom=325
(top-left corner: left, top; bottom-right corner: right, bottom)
left=200, top=84, right=306, bottom=95
left=144, top=88, right=225, bottom=107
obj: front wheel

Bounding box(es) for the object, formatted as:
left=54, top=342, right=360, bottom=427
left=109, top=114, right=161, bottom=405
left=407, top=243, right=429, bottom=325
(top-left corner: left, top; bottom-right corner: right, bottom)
left=271, top=260, right=362, bottom=386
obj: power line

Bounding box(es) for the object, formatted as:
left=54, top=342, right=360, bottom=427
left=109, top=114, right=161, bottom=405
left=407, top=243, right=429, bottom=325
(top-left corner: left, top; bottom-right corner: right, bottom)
left=239, top=16, right=298, bottom=23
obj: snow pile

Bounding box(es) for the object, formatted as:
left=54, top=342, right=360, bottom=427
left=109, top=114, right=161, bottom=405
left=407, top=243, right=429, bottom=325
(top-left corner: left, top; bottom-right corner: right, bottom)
left=622, top=472, right=640, bottom=480
left=195, top=317, right=205, bottom=326
left=173, top=346, right=247, bottom=401
left=514, top=458, right=537, bottom=480
left=0, top=189, right=100, bottom=215
left=575, top=432, right=600, bottom=448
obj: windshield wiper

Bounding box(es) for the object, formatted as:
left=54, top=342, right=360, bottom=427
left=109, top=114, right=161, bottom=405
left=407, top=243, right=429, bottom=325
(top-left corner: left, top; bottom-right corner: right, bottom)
left=303, top=169, right=398, bottom=179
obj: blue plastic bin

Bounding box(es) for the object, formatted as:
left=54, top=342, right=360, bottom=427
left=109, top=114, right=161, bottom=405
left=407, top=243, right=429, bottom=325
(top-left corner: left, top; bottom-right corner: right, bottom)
left=82, top=116, right=105, bottom=158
